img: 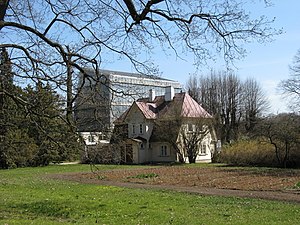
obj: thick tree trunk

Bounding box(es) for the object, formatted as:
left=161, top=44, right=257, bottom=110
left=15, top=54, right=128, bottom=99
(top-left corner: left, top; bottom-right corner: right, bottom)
left=0, top=0, right=9, bottom=24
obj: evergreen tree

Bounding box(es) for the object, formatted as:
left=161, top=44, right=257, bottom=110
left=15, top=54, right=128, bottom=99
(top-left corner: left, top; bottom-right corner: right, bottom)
left=0, top=47, right=13, bottom=139
left=0, top=47, right=13, bottom=168
left=0, top=48, right=38, bottom=168
left=0, top=48, right=81, bottom=168
left=24, top=83, right=81, bottom=166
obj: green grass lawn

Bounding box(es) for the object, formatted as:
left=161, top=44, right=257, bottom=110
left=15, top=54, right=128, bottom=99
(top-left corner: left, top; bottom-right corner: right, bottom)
left=0, top=164, right=299, bottom=225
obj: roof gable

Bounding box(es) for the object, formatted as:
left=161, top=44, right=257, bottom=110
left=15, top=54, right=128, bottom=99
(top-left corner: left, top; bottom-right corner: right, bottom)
left=114, top=102, right=143, bottom=124
left=180, top=93, right=211, bottom=118
left=135, top=101, right=157, bottom=119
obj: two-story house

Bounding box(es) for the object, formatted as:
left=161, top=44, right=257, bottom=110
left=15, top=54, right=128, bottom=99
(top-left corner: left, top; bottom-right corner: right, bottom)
left=112, top=87, right=217, bottom=164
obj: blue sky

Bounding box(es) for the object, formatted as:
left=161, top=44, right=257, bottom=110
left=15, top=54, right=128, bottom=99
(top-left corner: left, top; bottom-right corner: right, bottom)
left=103, top=1, right=300, bottom=114
left=236, top=0, right=300, bottom=113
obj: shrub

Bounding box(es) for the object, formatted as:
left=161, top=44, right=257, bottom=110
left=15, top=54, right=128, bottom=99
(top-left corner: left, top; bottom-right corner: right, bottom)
left=217, top=139, right=277, bottom=167
left=81, top=144, right=116, bottom=164
left=0, top=129, right=38, bottom=169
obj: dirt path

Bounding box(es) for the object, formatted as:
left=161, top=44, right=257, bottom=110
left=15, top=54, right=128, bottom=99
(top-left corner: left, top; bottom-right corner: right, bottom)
left=53, top=173, right=300, bottom=204
left=50, top=166, right=300, bottom=204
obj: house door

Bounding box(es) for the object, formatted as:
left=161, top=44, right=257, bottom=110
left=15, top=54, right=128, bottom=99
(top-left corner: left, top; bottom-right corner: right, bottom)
left=121, top=144, right=133, bottom=164
left=125, top=144, right=133, bottom=163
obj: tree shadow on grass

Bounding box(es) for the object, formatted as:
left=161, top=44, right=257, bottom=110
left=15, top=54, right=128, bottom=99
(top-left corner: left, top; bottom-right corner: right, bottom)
left=13, top=200, right=106, bottom=222
left=216, top=165, right=300, bottom=178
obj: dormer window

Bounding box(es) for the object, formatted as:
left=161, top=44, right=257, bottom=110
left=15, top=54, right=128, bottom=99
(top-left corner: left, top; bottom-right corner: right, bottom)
left=132, top=124, right=135, bottom=134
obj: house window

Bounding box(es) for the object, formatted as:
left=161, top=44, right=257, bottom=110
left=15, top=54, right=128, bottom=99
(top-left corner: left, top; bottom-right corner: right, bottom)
left=132, top=124, right=135, bottom=134
left=200, top=144, right=206, bottom=155
left=188, top=123, right=194, bottom=132
left=88, top=135, right=95, bottom=143
left=139, top=124, right=143, bottom=134
left=160, top=145, right=168, bottom=157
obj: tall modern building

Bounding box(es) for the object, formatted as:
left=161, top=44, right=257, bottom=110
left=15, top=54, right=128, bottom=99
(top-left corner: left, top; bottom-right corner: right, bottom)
left=74, top=69, right=182, bottom=140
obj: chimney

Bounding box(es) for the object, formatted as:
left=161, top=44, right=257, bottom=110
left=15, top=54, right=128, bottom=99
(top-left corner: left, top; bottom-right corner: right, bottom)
left=149, top=89, right=155, bottom=101
left=165, top=86, right=174, bottom=101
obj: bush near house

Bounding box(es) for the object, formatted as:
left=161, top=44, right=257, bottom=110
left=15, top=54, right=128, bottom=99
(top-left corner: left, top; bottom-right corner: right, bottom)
left=216, top=140, right=279, bottom=167
left=81, top=144, right=117, bottom=164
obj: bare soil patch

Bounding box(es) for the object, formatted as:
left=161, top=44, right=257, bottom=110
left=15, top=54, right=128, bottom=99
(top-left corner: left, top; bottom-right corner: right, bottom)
left=52, top=165, right=300, bottom=203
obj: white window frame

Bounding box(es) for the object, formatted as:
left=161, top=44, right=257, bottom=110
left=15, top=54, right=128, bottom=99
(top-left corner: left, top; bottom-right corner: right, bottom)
left=160, top=145, right=168, bottom=157
left=200, top=144, right=207, bottom=155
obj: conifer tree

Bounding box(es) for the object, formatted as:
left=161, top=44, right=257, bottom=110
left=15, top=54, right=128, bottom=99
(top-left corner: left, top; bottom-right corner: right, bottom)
left=24, top=83, right=81, bottom=166
left=0, top=47, right=13, bottom=138
left=0, top=47, right=38, bottom=168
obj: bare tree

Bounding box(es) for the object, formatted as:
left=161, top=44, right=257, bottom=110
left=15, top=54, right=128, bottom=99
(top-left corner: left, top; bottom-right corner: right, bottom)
left=152, top=96, right=215, bottom=163
left=241, top=78, right=269, bottom=133
left=259, top=113, right=300, bottom=168
left=279, top=49, right=300, bottom=112
left=222, top=73, right=242, bottom=142
left=186, top=74, right=200, bottom=102
left=188, top=70, right=242, bottom=143
left=187, top=70, right=269, bottom=143
left=179, top=120, right=212, bottom=164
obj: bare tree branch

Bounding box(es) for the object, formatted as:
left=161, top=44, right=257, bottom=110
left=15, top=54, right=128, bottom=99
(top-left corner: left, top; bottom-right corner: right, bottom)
left=279, top=49, right=300, bottom=111
left=0, top=0, right=280, bottom=133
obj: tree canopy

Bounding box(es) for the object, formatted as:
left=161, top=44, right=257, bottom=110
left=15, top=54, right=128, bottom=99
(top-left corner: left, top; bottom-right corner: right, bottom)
left=1, top=1, right=278, bottom=99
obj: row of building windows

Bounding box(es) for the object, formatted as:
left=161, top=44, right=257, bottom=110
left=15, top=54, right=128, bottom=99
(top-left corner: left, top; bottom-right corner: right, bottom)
left=132, top=124, right=144, bottom=134
left=111, top=74, right=182, bottom=88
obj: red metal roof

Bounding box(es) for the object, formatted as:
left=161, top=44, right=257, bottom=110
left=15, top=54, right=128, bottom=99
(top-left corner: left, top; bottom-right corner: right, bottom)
left=135, top=102, right=157, bottom=119
left=115, top=92, right=212, bottom=124
left=180, top=93, right=211, bottom=118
